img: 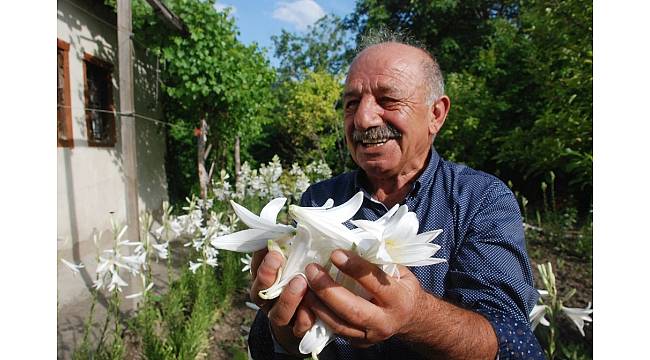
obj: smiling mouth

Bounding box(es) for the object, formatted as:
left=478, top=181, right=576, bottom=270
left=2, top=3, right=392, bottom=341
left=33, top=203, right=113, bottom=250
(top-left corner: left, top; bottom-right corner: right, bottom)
left=359, top=138, right=393, bottom=147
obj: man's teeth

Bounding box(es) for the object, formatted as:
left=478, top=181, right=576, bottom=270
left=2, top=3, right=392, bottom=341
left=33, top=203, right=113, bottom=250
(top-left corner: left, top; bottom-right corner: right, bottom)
left=362, top=139, right=388, bottom=147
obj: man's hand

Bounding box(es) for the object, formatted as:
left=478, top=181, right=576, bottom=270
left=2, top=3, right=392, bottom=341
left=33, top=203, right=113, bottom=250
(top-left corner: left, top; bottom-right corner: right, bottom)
left=303, top=249, right=499, bottom=359
left=250, top=249, right=316, bottom=354
left=302, top=249, right=424, bottom=348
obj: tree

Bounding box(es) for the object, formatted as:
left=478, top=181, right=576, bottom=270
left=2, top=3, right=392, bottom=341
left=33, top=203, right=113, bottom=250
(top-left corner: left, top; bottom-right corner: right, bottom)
left=272, top=14, right=354, bottom=81
left=346, top=0, right=520, bottom=74
left=117, top=0, right=276, bottom=203
left=280, top=71, right=349, bottom=171
left=346, top=0, right=593, bottom=207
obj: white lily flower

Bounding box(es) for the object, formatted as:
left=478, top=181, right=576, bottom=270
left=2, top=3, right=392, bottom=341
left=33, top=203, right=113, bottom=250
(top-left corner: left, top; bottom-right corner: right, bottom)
left=60, top=258, right=84, bottom=276
left=529, top=304, right=550, bottom=330
left=188, top=256, right=218, bottom=274
left=205, top=256, right=218, bottom=268
left=107, top=270, right=128, bottom=292
left=288, top=192, right=364, bottom=251
left=94, top=240, right=146, bottom=292
left=125, top=275, right=155, bottom=299
left=352, top=205, right=445, bottom=278
left=152, top=242, right=169, bottom=259
left=241, top=254, right=252, bottom=272
left=299, top=318, right=335, bottom=360
left=154, top=219, right=182, bottom=242
left=561, top=302, right=593, bottom=336
left=258, top=225, right=316, bottom=299
left=189, top=261, right=202, bottom=274
left=210, top=197, right=295, bottom=252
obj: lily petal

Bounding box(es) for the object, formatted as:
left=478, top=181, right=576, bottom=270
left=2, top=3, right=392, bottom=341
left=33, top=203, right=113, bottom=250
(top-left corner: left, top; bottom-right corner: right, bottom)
left=259, top=226, right=311, bottom=299
left=312, top=198, right=335, bottom=210
left=350, top=204, right=400, bottom=239
left=299, top=319, right=335, bottom=359
left=414, top=229, right=444, bottom=244
left=350, top=219, right=385, bottom=240
left=385, top=243, right=441, bottom=264
left=383, top=209, right=419, bottom=245
left=562, top=303, right=593, bottom=336
left=294, top=192, right=364, bottom=224
left=60, top=258, right=84, bottom=274
left=529, top=304, right=550, bottom=330
left=402, top=257, right=447, bottom=267
left=211, top=228, right=273, bottom=252
left=259, top=197, right=287, bottom=224
left=230, top=200, right=276, bottom=231
left=290, top=205, right=359, bottom=250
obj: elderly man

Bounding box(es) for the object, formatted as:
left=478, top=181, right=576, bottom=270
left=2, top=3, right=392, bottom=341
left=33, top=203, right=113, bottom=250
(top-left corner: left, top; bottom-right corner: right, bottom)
left=248, top=36, right=544, bottom=360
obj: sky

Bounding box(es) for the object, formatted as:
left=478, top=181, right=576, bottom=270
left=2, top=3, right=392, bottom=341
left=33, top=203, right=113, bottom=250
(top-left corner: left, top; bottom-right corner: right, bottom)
left=213, top=0, right=356, bottom=66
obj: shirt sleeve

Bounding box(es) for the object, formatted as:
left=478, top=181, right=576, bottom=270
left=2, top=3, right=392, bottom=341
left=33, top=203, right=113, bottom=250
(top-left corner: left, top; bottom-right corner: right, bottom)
left=444, top=180, right=544, bottom=359
left=476, top=308, right=546, bottom=359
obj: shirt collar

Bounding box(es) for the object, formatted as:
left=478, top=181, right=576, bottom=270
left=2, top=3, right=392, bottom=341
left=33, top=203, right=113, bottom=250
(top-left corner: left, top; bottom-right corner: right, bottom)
left=352, top=146, right=441, bottom=201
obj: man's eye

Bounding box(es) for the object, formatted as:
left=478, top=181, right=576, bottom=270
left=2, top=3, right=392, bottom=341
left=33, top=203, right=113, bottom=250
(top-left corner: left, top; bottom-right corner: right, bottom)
left=345, top=100, right=359, bottom=110
left=379, top=97, right=398, bottom=107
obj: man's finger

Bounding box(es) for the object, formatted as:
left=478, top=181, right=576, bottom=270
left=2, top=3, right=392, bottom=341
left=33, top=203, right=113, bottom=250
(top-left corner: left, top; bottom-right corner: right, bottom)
left=268, top=276, right=308, bottom=327
left=305, top=263, right=380, bottom=329
left=250, top=251, right=284, bottom=309
left=293, top=303, right=316, bottom=338
left=250, top=249, right=268, bottom=282
left=303, top=291, right=366, bottom=340
left=330, top=249, right=395, bottom=304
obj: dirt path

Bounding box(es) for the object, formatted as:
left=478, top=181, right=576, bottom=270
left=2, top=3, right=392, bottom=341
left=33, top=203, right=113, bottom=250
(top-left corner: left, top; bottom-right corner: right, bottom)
left=208, top=290, right=257, bottom=359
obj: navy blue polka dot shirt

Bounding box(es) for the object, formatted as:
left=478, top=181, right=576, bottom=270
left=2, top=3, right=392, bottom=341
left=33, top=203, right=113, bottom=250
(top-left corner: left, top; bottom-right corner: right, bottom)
left=249, top=148, right=545, bottom=359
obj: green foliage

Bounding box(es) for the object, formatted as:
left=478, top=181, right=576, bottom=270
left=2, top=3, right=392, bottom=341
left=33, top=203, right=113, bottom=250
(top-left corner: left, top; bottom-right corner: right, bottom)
left=129, top=250, right=248, bottom=359
left=347, top=0, right=521, bottom=73
left=522, top=173, right=593, bottom=260
left=273, top=14, right=354, bottom=81
left=165, top=120, right=199, bottom=204
left=108, top=0, right=277, bottom=202
left=347, top=0, right=593, bottom=207
left=274, top=71, right=351, bottom=172
left=250, top=15, right=356, bottom=173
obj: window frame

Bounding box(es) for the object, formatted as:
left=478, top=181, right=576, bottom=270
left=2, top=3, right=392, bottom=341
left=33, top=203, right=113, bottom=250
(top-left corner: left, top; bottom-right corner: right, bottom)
left=83, top=53, right=116, bottom=147
left=57, top=39, right=74, bottom=148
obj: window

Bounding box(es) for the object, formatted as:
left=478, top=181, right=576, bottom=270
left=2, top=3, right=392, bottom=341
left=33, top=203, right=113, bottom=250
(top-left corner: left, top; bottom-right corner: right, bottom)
left=57, top=39, right=73, bottom=147
left=83, top=54, right=116, bottom=147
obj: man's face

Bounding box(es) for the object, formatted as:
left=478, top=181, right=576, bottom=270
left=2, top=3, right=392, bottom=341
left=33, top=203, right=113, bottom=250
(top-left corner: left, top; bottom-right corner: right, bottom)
left=343, top=44, right=436, bottom=179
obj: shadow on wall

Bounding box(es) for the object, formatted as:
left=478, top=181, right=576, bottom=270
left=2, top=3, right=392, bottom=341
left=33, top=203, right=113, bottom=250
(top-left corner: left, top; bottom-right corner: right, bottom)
left=58, top=0, right=167, bottom=310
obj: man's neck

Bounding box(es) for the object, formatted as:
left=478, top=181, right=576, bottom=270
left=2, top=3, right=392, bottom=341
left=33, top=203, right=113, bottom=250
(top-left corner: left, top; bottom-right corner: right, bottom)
left=365, top=152, right=431, bottom=209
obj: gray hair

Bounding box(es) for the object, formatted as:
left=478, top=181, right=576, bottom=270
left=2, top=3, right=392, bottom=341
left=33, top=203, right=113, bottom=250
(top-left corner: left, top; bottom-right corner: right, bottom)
left=354, top=28, right=445, bottom=105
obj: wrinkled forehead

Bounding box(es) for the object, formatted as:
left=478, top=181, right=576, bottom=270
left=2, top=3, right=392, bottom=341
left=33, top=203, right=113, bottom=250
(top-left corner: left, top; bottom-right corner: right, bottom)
left=345, top=44, right=425, bottom=96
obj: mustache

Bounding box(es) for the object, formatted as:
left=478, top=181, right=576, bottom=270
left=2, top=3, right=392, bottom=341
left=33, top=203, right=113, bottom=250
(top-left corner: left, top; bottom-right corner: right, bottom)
left=351, top=124, right=402, bottom=143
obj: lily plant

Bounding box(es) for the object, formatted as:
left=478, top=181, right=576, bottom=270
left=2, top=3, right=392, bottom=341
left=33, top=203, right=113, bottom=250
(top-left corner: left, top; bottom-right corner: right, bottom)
left=529, top=262, right=593, bottom=360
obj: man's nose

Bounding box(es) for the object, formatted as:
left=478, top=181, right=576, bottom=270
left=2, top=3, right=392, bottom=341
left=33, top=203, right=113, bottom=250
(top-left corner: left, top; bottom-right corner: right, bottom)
left=354, top=96, right=384, bottom=130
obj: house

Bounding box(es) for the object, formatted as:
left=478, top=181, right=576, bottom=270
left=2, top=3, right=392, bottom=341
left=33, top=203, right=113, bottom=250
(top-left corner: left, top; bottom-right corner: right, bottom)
left=57, top=0, right=171, bottom=306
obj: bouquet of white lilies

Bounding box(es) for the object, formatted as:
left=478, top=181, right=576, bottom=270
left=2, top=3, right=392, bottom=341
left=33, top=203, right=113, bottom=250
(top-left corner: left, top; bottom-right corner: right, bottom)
left=210, top=191, right=446, bottom=359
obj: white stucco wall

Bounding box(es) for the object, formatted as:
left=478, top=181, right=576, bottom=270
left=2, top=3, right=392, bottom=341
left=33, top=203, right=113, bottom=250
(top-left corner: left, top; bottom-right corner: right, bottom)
left=57, top=0, right=168, bottom=305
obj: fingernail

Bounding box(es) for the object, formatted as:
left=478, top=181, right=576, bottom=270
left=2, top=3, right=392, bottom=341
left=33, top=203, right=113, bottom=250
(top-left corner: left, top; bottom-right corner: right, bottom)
left=331, top=250, right=349, bottom=266
left=288, top=276, right=306, bottom=295
left=264, top=254, right=281, bottom=269
left=305, top=264, right=320, bottom=281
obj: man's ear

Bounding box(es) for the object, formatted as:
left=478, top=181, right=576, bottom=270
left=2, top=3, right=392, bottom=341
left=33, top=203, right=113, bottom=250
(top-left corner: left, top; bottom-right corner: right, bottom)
left=429, top=95, right=451, bottom=135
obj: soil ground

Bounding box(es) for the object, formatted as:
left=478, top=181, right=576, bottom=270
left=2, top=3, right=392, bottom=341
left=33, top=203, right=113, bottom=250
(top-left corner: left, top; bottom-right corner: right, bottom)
left=528, top=237, right=593, bottom=356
